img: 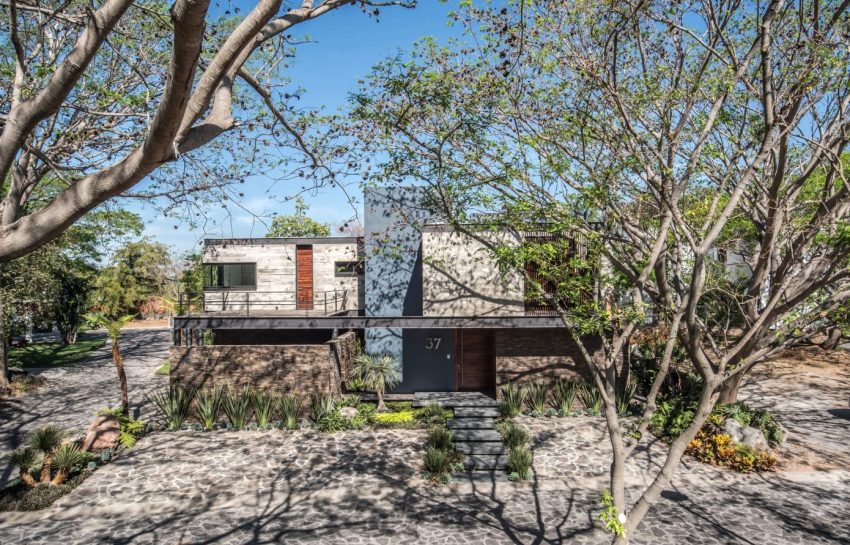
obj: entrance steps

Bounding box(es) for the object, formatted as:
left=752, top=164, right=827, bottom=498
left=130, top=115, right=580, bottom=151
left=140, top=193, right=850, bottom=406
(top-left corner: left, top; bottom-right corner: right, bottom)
left=414, top=392, right=505, bottom=473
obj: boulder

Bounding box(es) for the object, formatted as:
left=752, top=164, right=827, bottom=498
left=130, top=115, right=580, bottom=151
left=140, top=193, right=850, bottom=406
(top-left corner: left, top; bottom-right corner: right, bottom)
left=82, top=415, right=121, bottom=452
left=339, top=406, right=359, bottom=419
left=722, top=419, right=745, bottom=443
left=740, top=426, right=769, bottom=451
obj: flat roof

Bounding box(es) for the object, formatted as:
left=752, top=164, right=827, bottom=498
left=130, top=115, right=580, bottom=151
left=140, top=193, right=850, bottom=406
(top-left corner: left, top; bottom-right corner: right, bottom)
left=172, top=314, right=566, bottom=330
left=204, top=236, right=361, bottom=246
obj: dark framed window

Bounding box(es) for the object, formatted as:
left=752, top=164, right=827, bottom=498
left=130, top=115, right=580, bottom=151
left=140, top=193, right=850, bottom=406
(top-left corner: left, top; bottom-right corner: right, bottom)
left=203, top=263, right=257, bottom=289
left=334, top=260, right=364, bottom=277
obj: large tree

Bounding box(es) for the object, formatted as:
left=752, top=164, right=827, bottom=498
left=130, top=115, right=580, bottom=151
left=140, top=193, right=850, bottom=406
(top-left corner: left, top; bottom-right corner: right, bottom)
left=266, top=196, right=330, bottom=237
left=351, top=1, right=850, bottom=543
left=0, top=0, right=415, bottom=263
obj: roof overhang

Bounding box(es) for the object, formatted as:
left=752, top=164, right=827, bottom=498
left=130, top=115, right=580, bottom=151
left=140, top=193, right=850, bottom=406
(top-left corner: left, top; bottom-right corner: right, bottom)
left=172, top=314, right=565, bottom=330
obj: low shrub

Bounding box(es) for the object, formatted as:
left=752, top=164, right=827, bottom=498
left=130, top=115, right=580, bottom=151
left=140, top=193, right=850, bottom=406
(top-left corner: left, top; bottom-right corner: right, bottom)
left=425, top=426, right=454, bottom=451
left=147, top=386, right=195, bottom=431
left=553, top=378, right=579, bottom=415
left=578, top=383, right=603, bottom=415
left=650, top=398, right=696, bottom=438
left=501, top=422, right=530, bottom=450
left=250, top=390, right=276, bottom=429
left=417, top=402, right=448, bottom=425
left=339, top=394, right=361, bottom=407
left=194, top=387, right=223, bottom=431
left=373, top=410, right=415, bottom=425
left=0, top=471, right=91, bottom=512
left=719, top=402, right=783, bottom=448
left=314, top=410, right=349, bottom=433
left=309, top=392, right=336, bottom=422
left=507, top=447, right=533, bottom=480
left=686, top=429, right=776, bottom=473
left=423, top=447, right=452, bottom=477
left=222, top=388, right=252, bottom=430
left=97, top=407, right=146, bottom=448
left=385, top=400, right=413, bottom=411
left=499, top=382, right=526, bottom=417
left=526, top=382, right=549, bottom=414
left=279, top=394, right=302, bottom=430
left=615, top=380, right=638, bottom=415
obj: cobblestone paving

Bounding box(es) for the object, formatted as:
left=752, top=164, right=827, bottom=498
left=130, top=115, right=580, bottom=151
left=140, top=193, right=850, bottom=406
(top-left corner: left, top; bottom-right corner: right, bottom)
left=0, top=328, right=170, bottom=487
left=0, top=335, right=848, bottom=544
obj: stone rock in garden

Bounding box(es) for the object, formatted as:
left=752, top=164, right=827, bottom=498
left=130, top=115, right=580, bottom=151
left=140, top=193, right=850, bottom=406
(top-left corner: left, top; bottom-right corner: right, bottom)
left=339, top=406, right=358, bottom=419
left=740, top=426, right=769, bottom=451
left=723, top=419, right=745, bottom=443
left=82, top=415, right=121, bottom=451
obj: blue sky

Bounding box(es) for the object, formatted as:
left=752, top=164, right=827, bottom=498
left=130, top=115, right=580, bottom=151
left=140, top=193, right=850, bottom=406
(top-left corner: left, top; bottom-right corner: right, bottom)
left=139, top=1, right=465, bottom=257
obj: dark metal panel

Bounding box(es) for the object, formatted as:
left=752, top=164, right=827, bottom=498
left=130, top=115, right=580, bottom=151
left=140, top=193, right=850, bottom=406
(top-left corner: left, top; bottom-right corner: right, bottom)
left=172, top=314, right=566, bottom=330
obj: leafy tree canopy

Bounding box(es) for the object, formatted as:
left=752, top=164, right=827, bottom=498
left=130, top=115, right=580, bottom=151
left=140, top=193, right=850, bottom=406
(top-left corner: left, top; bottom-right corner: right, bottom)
left=266, top=197, right=330, bottom=238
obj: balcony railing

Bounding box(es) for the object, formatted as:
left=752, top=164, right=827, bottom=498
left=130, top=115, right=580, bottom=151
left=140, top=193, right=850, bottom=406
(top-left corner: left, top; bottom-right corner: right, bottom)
left=176, top=289, right=350, bottom=317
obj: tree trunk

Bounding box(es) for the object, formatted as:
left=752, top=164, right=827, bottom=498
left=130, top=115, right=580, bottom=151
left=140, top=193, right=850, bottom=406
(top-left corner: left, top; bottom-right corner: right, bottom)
left=50, top=468, right=69, bottom=486
left=0, top=331, right=10, bottom=394
left=39, top=456, right=52, bottom=483
left=20, top=469, right=37, bottom=488
left=376, top=389, right=387, bottom=412
left=717, top=372, right=745, bottom=405
left=820, top=327, right=843, bottom=351
left=61, top=327, right=78, bottom=345
left=112, top=339, right=129, bottom=416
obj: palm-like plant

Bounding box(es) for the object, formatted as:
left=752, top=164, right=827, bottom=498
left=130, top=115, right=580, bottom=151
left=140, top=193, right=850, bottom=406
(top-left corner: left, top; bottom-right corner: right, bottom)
left=10, top=448, right=41, bottom=488
left=87, top=313, right=135, bottom=415
left=351, top=353, right=401, bottom=412
left=50, top=443, right=84, bottom=486
left=27, top=425, right=65, bottom=483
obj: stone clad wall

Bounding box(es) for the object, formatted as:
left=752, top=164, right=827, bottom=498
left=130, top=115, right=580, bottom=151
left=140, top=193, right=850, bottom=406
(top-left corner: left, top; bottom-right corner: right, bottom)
left=331, top=331, right=358, bottom=385
left=169, top=344, right=341, bottom=395
left=494, top=329, right=595, bottom=394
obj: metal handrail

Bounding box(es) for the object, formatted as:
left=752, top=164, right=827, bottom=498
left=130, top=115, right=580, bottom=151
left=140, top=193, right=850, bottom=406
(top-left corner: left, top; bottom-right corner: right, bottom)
left=176, top=289, right=350, bottom=317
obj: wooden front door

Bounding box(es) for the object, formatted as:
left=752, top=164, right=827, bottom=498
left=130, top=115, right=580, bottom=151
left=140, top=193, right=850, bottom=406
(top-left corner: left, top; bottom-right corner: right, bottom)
left=296, top=245, right=313, bottom=310
left=456, top=329, right=495, bottom=392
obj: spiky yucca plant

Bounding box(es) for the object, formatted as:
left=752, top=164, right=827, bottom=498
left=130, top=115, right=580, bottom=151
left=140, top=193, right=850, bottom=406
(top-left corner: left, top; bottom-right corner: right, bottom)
left=10, top=447, right=40, bottom=488
left=222, top=387, right=252, bottom=429
left=27, top=425, right=65, bottom=483
left=194, top=387, right=223, bottom=430
left=499, top=382, right=526, bottom=417
left=250, top=390, right=275, bottom=429
left=526, top=382, right=549, bottom=414
left=147, top=386, right=195, bottom=431
left=309, top=392, right=336, bottom=422
left=351, top=353, right=400, bottom=412
left=578, top=383, right=604, bottom=416
left=279, top=394, right=302, bottom=429
left=553, top=378, right=579, bottom=414
left=50, top=443, right=85, bottom=486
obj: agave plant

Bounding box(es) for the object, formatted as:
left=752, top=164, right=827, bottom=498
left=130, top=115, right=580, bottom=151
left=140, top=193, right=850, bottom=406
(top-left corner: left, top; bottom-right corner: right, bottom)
left=250, top=390, right=276, bottom=429
left=578, top=383, right=604, bottom=416
left=615, top=380, right=638, bottom=416
left=279, top=394, right=302, bottom=430
left=194, top=387, right=223, bottom=430
left=499, top=382, right=526, bottom=417
left=222, top=387, right=252, bottom=429
left=526, top=382, right=549, bottom=414
left=27, top=425, right=65, bottom=483
left=553, top=378, right=579, bottom=415
left=51, top=443, right=84, bottom=486
left=309, top=392, right=336, bottom=422
left=10, top=447, right=41, bottom=488
left=147, top=385, right=196, bottom=431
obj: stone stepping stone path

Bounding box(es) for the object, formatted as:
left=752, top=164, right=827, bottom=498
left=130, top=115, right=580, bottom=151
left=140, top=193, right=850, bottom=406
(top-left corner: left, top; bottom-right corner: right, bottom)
left=414, top=392, right=506, bottom=473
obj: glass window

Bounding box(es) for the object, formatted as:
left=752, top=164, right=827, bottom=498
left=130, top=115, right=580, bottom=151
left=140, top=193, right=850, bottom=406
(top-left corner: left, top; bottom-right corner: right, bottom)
left=203, top=263, right=256, bottom=288
left=334, top=260, right=363, bottom=277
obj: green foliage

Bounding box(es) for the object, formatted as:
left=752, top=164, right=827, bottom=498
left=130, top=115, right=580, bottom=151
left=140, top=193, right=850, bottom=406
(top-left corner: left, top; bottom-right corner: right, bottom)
left=650, top=399, right=696, bottom=438
left=266, top=197, right=331, bottom=238
left=147, top=386, right=195, bottom=431
left=194, top=387, right=223, bottom=431
left=553, top=378, right=579, bottom=415
left=309, top=392, right=336, bottom=422
left=372, top=410, right=415, bottom=424
left=51, top=268, right=91, bottom=345
left=90, top=240, right=174, bottom=317
left=718, top=402, right=784, bottom=448
left=85, top=313, right=134, bottom=341
left=615, top=380, right=638, bottom=416
left=10, top=448, right=40, bottom=480
left=156, top=361, right=171, bottom=376
left=314, top=411, right=350, bottom=433
left=27, top=426, right=65, bottom=456
left=501, top=422, right=530, bottom=450
left=525, top=382, right=549, bottom=414
left=350, top=353, right=401, bottom=398
left=0, top=471, right=91, bottom=512
left=417, top=402, right=449, bottom=425
left=279, top=394, right=302, bottom=430
left=8, top=338, right=105, bottom=369
left=338, top=394, right=361, bottom=407
left=686, top=430, right=776, bottom=473
left=97, top=407, right=145, bottom=449
left=52, top=444, right=85, bottom=473
left=425, top=426, right=454, bottom=451
left=506, top=447, right=533, bottom=480
left=222, top=388, right=252, bottom=430
left=578, top=384, right=603, bottom=415
left=384, top=400, right=413, bottom=411
left=250, top=390, right=276, bottom=429
left=423, top=447, right=452, bottom=477
left=499, top=382, right=526, bottom=417
left=597, top=490, right=627, bottom=538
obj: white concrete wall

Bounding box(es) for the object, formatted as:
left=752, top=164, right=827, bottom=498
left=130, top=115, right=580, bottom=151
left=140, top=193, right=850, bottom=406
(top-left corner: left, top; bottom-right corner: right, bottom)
left=202, top=240, right=362, bottom=313
left=422, top=230, right=525, bottom=316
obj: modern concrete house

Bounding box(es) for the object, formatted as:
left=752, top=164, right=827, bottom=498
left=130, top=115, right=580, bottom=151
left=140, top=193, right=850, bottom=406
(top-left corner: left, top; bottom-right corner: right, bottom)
left=171, top=187, right=596, bottom=396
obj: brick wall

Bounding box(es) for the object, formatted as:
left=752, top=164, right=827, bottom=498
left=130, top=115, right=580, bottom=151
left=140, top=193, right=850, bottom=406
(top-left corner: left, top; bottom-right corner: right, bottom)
left=495, top=328, right=598, bottom=394
left=331, top=331, right=358, bottom=385
left=169, top=344, right=341, bottom=395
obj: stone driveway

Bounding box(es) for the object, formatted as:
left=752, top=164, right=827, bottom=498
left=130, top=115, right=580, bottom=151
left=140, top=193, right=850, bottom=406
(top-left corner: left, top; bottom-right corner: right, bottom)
left=0, top=327, right=170, bottom=487
left=0, top=334, right=848, bottom=544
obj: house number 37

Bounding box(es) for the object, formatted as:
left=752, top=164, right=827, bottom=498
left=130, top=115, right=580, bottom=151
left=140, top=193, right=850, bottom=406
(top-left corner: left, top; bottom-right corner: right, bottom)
left=425, top=337, right=442, bottom=350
